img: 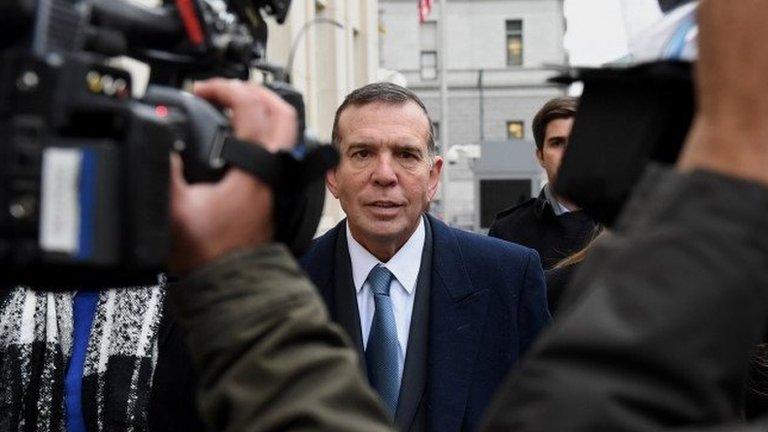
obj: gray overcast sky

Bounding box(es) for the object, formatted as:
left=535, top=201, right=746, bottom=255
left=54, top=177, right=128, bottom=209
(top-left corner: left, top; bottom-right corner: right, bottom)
left=564, top=0, right=663, bottom=66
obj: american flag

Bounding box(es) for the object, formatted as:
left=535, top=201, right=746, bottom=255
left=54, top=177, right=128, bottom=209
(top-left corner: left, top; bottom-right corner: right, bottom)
left=419, top=0, right=433, bottom=23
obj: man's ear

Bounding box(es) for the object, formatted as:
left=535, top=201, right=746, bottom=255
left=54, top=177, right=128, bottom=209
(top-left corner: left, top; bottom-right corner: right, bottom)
left=427, top=156, right=444, bottom=200
left=535, top=147, right=545, bottom=168
left=326, top=168, right=340, bottom=199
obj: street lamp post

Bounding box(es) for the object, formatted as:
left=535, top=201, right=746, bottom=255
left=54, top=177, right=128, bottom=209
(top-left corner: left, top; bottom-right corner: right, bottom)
left=439, top=0, right=450, bottom=224
left=284, top=17, right=344, bottom=84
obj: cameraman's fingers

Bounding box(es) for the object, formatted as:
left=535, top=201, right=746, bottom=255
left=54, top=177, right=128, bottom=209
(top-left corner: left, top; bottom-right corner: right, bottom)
left=217, top=168, right=275, bottom=238
left=195, top=79, right=296, bottom=152
left=193, top=78, right=245, bottom=108
left=251, top=88, right=297, bottom=152
left=222, top=83, right=297, bottom=152
left=218, top=168, right=271, bottom=200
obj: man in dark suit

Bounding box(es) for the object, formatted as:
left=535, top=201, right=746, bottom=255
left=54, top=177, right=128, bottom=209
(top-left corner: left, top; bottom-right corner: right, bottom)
left=488, top=97, right=597, bottom=270
left=300, top=82, right=550, bottom=432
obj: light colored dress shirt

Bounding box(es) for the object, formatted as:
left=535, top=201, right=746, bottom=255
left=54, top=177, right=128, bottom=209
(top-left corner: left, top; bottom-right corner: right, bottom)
left=346, top=217, right=425, bottom=381
left=544, top=183, right=574, bottom=216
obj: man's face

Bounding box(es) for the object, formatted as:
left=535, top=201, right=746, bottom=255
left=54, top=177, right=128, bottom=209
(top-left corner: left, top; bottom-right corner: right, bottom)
left=536, top=117, right=574, bottom=185
left=328, top=101, right=443, bottom=254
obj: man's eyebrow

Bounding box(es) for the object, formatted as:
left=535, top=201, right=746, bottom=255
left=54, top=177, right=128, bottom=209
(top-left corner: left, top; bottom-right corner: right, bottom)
left=346, top=142, right=375, bottom=151
left=394, top=143, right=424, bottom=153
left=346, top=142, right=424, bottom=154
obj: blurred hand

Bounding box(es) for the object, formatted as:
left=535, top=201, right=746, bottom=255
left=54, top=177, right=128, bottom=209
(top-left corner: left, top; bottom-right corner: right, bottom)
left=193, top=78, right=297, bottom=152
left=169, top=80, right=298, bottom=276
left=678, top=0, right=768, bottom=185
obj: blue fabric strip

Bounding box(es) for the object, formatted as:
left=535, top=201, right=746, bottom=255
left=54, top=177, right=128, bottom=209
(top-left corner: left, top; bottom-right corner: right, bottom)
left=65, top=291, right=99, bottom=432
left=664, top=12, right=696, bottom=60
left=77, top=149, right=96, bottom=261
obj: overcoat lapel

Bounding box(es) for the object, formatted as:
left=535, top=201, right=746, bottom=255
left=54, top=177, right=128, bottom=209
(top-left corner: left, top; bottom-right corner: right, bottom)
left=301, top=223, right=367, bottom=375
left=332, top=228, right=367, bottom=375
left=426, top=215, right=490, bottom=432
left=395, top=216, right=432, bottom=432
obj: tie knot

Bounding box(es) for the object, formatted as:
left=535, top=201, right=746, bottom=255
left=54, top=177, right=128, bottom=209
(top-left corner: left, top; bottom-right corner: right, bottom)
left=367, top=265, right=394, bottom=296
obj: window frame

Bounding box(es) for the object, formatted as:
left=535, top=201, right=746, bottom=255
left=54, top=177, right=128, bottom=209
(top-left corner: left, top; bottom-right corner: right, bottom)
left=506, top=19, right=524, bottom=67
left=507, top=120, right=525, bottom=139
left=420, top=50, right=438, bottom=80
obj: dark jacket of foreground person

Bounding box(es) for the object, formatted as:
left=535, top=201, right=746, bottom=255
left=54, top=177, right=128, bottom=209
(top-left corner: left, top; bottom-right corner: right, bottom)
left=169, top=167, right=768, bottom=432
left=488, top=188, right=597, bottom=270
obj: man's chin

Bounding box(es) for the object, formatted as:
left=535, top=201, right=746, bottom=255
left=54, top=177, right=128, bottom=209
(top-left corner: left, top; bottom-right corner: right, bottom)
left=364, top=223, right=404, bottom=240
left=353, top=220, right=407, bottom=242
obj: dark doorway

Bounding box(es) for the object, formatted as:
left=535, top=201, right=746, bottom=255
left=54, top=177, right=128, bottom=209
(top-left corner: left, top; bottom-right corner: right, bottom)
left=480, top=179, right=531, bottom=228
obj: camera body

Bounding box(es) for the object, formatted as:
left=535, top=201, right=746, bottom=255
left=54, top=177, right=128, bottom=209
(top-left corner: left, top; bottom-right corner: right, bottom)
left=554, top=2, right=698, bottom=227
left=0, top=0, right=328, bottom=290
left=553, top=62, right=694, bottom=228
left=1, top=50, right=178, bottom=288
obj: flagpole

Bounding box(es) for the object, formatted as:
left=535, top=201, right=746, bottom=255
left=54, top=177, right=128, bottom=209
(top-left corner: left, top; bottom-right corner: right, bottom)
left=438, top=0, right=449, bottom=224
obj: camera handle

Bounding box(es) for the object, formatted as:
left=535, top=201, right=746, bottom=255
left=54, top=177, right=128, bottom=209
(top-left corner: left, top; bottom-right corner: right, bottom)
left=218, top=136, right=339, bottom=256
left=216, top=135, right=337, bottom=187
left=214, top=135, right=282, bottom=186
left=144, top=85, right=339, bottom=255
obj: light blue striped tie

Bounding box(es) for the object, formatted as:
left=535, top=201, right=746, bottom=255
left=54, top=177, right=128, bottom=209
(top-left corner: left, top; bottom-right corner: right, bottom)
left=365, top=264, right=400, bottom=414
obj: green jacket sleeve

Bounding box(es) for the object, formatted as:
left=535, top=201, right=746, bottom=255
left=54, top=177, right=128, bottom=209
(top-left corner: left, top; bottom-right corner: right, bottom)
left=168, top=244, right=394, bottom=432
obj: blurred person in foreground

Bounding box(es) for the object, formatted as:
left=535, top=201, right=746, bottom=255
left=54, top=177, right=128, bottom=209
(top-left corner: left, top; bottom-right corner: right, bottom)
left=488, top=97, right=598, bottom=271
left=482, top=0, right=768, bottom=428
left=166, top=1, right=768, bottom=430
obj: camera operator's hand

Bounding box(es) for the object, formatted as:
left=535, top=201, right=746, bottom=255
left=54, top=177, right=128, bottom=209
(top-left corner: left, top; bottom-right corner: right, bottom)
left=169, top=80, right=298, bottom=276
left=194, top=79, right=297, bottom=152
left=678, top=0, right=768, bottom=186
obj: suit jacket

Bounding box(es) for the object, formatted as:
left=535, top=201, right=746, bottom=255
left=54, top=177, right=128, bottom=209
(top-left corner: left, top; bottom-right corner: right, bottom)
left=488, top=188, right=597, bottom=270
left=300, top=214, right=551, bottom=432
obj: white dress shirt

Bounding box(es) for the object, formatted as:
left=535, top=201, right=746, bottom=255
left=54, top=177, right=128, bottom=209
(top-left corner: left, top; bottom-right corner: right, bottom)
left=346, top=217, right=425, bottom=380
left=544, top=183, right=574, bottom=216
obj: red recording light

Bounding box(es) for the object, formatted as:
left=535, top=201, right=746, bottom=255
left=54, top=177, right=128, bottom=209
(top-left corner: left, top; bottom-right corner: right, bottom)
left=155, top=105, right=169, bottom=118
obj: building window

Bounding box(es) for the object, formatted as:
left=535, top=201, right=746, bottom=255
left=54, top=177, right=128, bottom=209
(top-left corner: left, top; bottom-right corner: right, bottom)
left=506, top=20, right=523, bottom=66
left=421, top=51, right=438, bottom=80
left=420, top=21, right=437, bottom=50
left=507, top=121, right=524, bottom=139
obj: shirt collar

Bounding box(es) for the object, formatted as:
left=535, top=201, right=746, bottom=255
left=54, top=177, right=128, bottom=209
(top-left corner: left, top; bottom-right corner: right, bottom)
left=544, top=183, right=573, bottom=216
left=346, top=216, right=426, bottom=295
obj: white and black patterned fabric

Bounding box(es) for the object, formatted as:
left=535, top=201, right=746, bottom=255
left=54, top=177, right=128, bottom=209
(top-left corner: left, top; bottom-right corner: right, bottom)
left=0, top=283, right=165, bottom=432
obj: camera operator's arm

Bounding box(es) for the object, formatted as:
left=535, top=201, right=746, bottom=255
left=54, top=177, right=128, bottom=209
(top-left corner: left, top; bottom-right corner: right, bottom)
left=169, top=80, right=393, bottom=432
left=480, top=1, right=768, bottom=431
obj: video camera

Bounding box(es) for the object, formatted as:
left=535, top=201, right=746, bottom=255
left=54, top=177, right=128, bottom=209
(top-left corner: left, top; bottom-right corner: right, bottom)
left=553, top=0, right=696, bottom=227
left=0, top=0, right=336, bottom=289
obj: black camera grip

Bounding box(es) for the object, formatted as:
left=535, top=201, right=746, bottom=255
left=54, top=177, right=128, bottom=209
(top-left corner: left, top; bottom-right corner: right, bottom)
left=220, top=136, right=282, bottom=187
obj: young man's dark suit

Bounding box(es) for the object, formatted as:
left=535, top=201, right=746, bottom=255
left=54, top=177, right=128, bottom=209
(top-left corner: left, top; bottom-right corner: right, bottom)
left=300, top=213, right=550, bottom=432
left=488, top=188, right=597, bottom=269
